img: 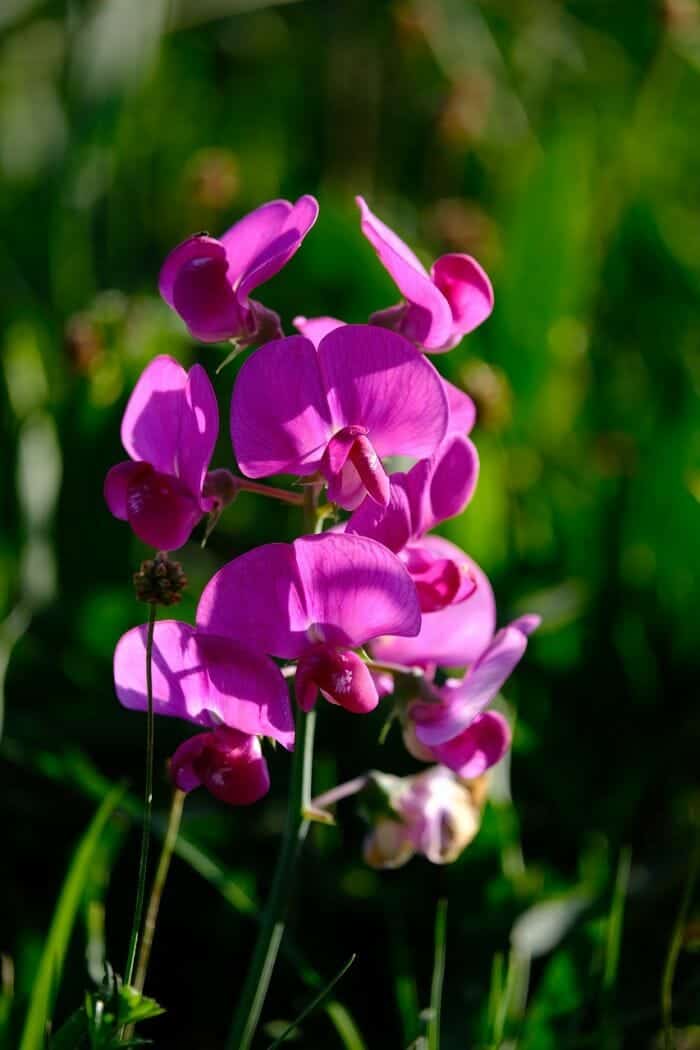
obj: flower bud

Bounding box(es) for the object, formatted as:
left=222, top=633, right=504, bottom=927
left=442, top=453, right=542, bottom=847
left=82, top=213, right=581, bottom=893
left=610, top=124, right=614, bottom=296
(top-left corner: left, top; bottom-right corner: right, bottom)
left=133, top=551, right=187, bottom=606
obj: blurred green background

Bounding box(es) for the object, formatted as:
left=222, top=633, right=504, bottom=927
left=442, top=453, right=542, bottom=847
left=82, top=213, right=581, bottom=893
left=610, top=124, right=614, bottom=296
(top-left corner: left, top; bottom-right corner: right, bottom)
left=1, top=0, right=700, bottom=1047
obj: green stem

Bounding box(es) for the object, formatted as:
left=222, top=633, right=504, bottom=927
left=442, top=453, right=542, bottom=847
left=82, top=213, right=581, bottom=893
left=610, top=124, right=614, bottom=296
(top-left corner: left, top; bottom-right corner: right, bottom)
left=123, top=604, right=157, bottom=990
left=133, top=787, right=185, bottom=994
left=427, top=898, right=448, bottom=1050
left=661, top=834, right=700, bottom=1048
left=226, top=706, right=316, bottom=1050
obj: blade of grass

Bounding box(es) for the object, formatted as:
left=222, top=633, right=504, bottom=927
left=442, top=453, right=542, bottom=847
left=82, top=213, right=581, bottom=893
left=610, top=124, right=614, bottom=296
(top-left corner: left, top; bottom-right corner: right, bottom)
left=661, top=835, right=700, bottom=1049
left=267, top=954, right=356, bottom=1049
left=427, top=899, right=448, bottom=1050
left=603, top=846, right=632, bottom=994
left=18, top=785, right=125, bottom=1050
left=323, top=1000, right=368, bottom=1050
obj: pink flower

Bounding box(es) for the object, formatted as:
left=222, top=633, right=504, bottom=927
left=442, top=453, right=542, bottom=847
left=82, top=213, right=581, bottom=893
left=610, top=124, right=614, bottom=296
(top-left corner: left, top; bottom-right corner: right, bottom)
left=171, top=727, right=270, bottom=806
left=407, top=615, right=541, bottom=778
left=114, top=620, right=294, bottom=748
left=159, top=196, right=318, bottom=344
left=197, top=533, right=421, bottom=714
left=231, top=324, right=449, bottom=510
left=104, top=355, right=219, bottom=550
left=347, top=434, right=479, bottom=612
left=294, top=314, right=477, bottom=435
left=371, top=538, right=496, bottom=668
left=363, top=767, right=482, bottom=868
left=357, top=196, right=494, bottom=353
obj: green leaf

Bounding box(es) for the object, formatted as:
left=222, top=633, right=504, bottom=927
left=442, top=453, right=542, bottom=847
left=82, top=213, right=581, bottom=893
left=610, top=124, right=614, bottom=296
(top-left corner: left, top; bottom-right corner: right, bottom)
left=266, top=955, right=356, bottom=1049
left=19, top=785, right=125, bottom=1050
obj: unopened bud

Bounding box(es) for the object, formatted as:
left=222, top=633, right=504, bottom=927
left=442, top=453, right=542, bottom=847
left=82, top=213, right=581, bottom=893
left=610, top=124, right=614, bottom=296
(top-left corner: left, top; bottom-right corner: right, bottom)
left=133, top=551, right=187, bottom=606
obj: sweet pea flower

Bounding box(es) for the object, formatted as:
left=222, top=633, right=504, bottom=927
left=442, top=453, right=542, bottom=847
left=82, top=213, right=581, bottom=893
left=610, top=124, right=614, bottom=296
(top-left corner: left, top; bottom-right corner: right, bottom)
left=293, top=314, right=477, bottom=435
left=114, top=620, right=294, bottom=748
left=406, top=615, right=541, bottom=778
left=171, top=727, right=270, bottom=806
left=362, top=767, right=483, bottom=868
left=347, top=434, right=479, bottom=613
left=371, top=539, right=496, bottom=669
left=104, top=355, right=220, bottom=550
left=159, top=196, right=318, bottom=344
left=357, top=195, right=494, bottom=353
left=231, top=325, right=449, bottom=510
left=197, top=533, right=421, bottom=714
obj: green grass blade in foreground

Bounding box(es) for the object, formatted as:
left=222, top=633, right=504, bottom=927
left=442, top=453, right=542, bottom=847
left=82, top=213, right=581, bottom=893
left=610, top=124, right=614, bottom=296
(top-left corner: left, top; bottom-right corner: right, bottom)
left=603, top=846, right=632, bottom=994
left=426, top=899, right=447, bottom=1050
left=322, top=1000, right=368, bottom=1050
left=18, top=784, right=125, bottom=1050
left=267, top=954, right=356, bottom=1048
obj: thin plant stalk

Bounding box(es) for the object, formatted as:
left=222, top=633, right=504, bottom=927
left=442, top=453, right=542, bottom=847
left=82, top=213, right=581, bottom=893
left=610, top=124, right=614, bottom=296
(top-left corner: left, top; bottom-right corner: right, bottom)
left=226, top=484, right=321, bottom=1050
left=133, top=787, right=185, bottom=994
left=661, top=834, right=700, bottom=1049
left=427, top=898, right=448, bottom=1050
left=123, top=604, right=157, bottom=989
left=225, top=707, right=316, bottom=1050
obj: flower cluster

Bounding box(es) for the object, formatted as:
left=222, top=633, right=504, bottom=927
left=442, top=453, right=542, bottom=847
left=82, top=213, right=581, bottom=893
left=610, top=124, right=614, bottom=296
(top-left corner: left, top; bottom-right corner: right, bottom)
left=109, top=195, right=538, bottom=866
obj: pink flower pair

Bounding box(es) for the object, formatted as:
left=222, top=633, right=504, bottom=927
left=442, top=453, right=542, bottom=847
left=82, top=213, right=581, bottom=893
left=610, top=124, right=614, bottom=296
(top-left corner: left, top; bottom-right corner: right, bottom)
left=114, top=533, right=421, bottom=804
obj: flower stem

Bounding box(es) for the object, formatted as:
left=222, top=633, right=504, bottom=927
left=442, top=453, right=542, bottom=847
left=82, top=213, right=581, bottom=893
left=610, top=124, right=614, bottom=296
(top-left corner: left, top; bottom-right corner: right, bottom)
left=226, top=706, right=316, bottom=1050
left=311, top=775, right=368, bottom=812
left=123, top=604, right=157, bottom=990
left=133, top=787, right=185, bottom=994
left=237, top=477, right=305, bottom=506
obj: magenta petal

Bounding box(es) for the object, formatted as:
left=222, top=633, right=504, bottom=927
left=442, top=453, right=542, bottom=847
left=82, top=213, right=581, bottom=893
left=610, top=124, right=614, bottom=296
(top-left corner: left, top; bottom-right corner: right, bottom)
left=126, top=465, right=201, bottom=550
left=431, top=711, right=511, bottom=777
left=318, top=325, right=448, bottom=460
left=121, top=355, right=188, bottom=475
left=235, top=195, right=319, bottom=302
left=431, top=253, right=494, bottom=336
left=159, top=235, right=225, bottom=308
left=171, top=729, right=270, bottom=806
left=177, top=364, right=219, bottom=500
left=231, top=335, right=332, bottom=478
left=444, top=379, right=477, bottom=434
left=357, top=197, right=453, bottom=349
left=406, top=435, right=479, bottom=536
left=172, top=249, right=246, bottom=343
left=403, top=545, right=476, bottom=613
left=197, top=543, right=308, bottom=659
left=413, top=623, right=530, bottom=746
left=295, top=533, right=421, bottom=648
left=114, top=622, right=293, bottom=747
left=371, top=538, right=495, bottom=668
left=104, top=461, right=141, bottom=521
left=293, top=315, right=344, bottom=346
left=346, top=476, right=413, bottom=553
left=296, top=646, right=379, bottom=714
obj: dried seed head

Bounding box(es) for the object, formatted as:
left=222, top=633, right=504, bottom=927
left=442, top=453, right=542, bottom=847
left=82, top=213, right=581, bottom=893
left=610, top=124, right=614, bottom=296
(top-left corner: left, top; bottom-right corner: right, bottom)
left=133, top=551, right=187, bottom=606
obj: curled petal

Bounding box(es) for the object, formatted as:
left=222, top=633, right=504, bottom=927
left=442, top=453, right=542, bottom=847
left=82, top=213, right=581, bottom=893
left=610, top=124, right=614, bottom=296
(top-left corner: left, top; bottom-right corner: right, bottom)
left=431, top=253, right=494, bottom=337
left=346, top=476, right=413, bottom=553
left=171, top=728, right=270, bottom=805
left=104, top=460, right=141, bottom=521
left=371, top=538, right=495, bottom=668
left=431, top=711, right=511, bottom=778
left=403, top=544, right=476, bottom=613
left=321, top=427, right=389, bottom=509
left=164, top=238, right=247, bottom=342
left=234, top=195, right=319, bottom=302
left=413, top=622, right=533, bottom=746
left=295, top=645, right=379, bottom=713
left=357, top=196, right=453, bottom=349
left=114, top=621, right=294, bottom=748
left=404, top=434, right=479, bottom=537
left=125, top=464, right=202, bottom=550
